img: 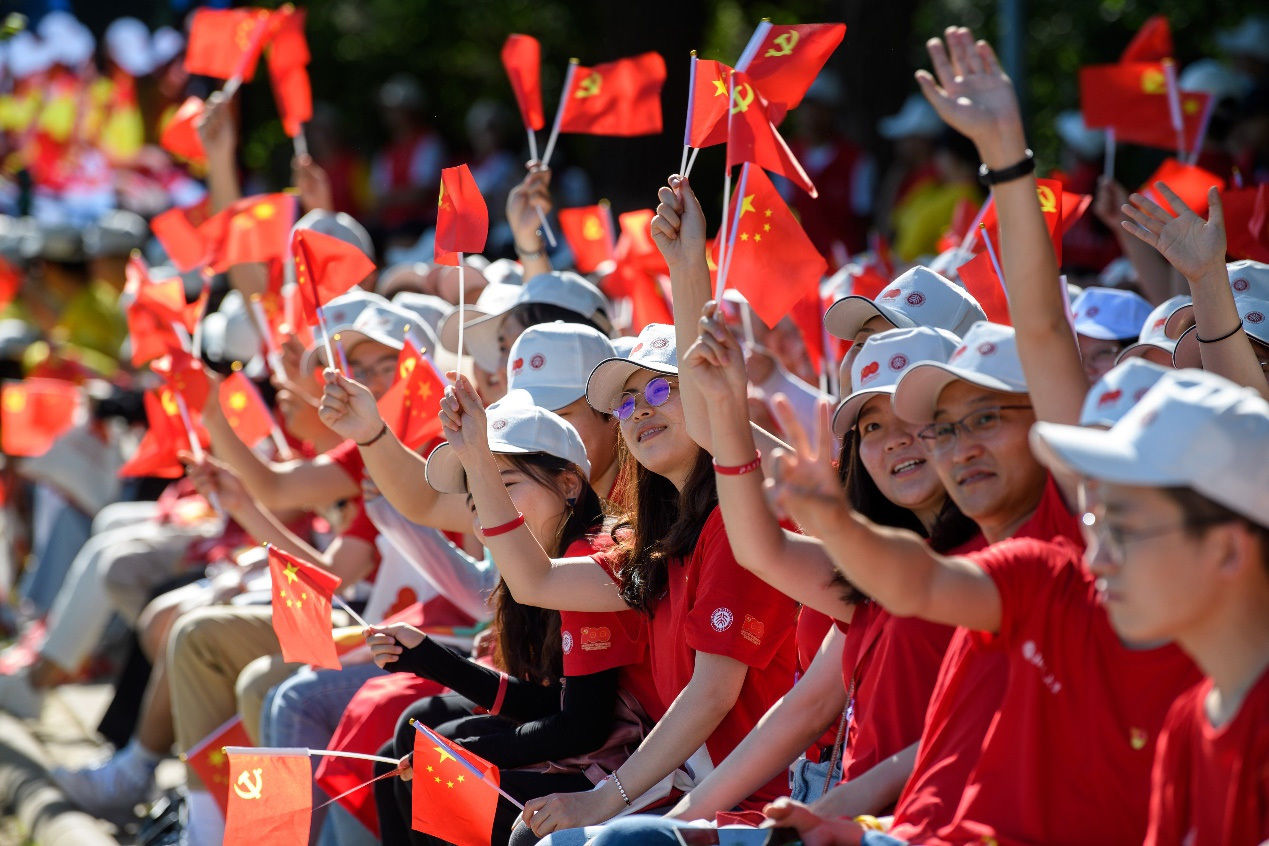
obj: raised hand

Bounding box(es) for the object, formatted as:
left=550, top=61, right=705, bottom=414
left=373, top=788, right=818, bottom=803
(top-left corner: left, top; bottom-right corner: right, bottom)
left=293, top=154, right=334, bottom=213
left=763, top=397, right=849, bottom=536
left=506, top=162, right=552, bottom=250
left=364, top=623, right=426, bottom=669
left=762, top=797, right=866, bottom=846
left=1121, top=184, right=1228, bottom=282
left=438, top=373, right=490, bottom=462
left=650, top=174, right=708, bottom=269
left=915, top=27, right=1022, bottom=159
left=181, top=452, right=251, bottom=514
left=196, top=91, right=237, bottom=164
left=318, top=369, right=385, bottom=444
left=1092, top=176, right=1130, bottom=231
left=682, top=300, right=749, bottom=407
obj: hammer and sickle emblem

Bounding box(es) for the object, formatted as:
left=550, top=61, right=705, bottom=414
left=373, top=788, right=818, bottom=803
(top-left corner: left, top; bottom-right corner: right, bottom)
left=764, top=31, right=799, bottom=58
left=159, top=390, right=179, bottom=418
left=1140, top=68, right=1165, bottom=95
left=1036, top=185, right=1058, bottom=215
left=575, top=72, right=602, bottom=99
left=233, top=768, right=264, bottom=800
left=582, top=216, right=604, bottom=240
left=730, top=83, right=755, bottom=115
left=399, top=357, right=417, bottom=380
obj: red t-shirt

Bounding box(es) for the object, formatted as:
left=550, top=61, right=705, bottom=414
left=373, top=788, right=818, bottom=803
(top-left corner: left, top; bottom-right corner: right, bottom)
left=890, top=475, right=1081, bottom=842
left=323, top=438, right=366, bottom=484
left=934, top=537, right=1201, bottom=846
left=1145, top=667, right=1269, bottom=846
left=559, top=537, right=662, bottom=724
left=796, top=607, right=839, bottom=763
left=601, top=507, right=799, bottom=809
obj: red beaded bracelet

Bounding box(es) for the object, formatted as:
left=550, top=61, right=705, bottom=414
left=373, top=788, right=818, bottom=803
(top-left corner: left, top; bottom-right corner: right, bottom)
left=713, top=450, right=762, bottom=476
left=479, top=512, right=526, bottom=537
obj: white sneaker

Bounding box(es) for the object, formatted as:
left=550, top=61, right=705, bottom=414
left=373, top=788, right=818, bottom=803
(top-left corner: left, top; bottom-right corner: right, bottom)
left=51, top=750, right=156, bottom=815
left=0, top=669, right=44, bottom=720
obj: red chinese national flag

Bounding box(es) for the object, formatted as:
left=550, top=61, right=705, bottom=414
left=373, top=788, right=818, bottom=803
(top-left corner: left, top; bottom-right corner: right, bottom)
left=955, top=251, right=1011, bottom=325
left=152, top=205, right=211, bottom=273
left=185, top=8, right=272, bottom=81
left=1221, top=186, right=1269, bottom=263
left=435, top=165, right=488, bottom=265
left=219, top=371, right=275, bottom=449
left=267, top=546, right=342, bottom=670
left=223, top=748, right=311, bottom=845
left=726, top=72, right=817, bottom=197
left=740, top=22, right=846, bottom=112
left=1, top=380, right=79, bottom=457
left=119, top=390, right=200, bottom=479
left=125, top=256, right=190, bottom=366
left=200, top=193, right=298, bottom=274
left=1120, top=15, right=1172, bottom=63
left=411, top=728, right=500, bottom=846
left=266, top=6, right=310, bottom=76
left=160, top=97, right=207, bottom=165
left=292, top=228, right=376, bottom=326
left=153, top=350, right=212, bottom=416
left=1139, top=158, right=1225, bottom=216
left=1079, top=63, right=1210, bottom=152
left=183, top=716, right=252, bottom=815
left=558, top=205, right=615, bottom=273
left=501, top=35, right=544, bottom=131
left=557, top=52, right=665, bottom=137
left=377, top=343, right=444, bottom=450
left=720, top=165, right=826, bottom=328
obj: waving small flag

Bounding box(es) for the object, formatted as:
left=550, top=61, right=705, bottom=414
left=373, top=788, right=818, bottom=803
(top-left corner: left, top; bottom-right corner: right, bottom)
left=160, top=97, right=207, bottom=165
left=197, top=193, right=299, bottom=274
left=410, top=723, right=502, bottom=846
left=267, top=546, right=342, bottom=670
left=219, top=372, right=276, bottom=449
left=1, top=380, right=80, bottom=457
left=119, top=390, right=202, bottom=479
left=224, top=748, right=311, bottom=845
left=1079, top=63, right=1210, bottom=153
left=183, top=716, right=252, bottom=815
left=1120, top=15, right=1172, bottom=63
left=556, top=53, right=665, bottom=137
left=1139, top=159, right=1225, bottom=216
left=435, top=165, right=489, bottom=265
left=292, top=228, right=376, bottom=326
left=377, top=342, right=445, bottom=450
left=726, top=71, right=817, bottom=197
left=558, top=204, right=616, bottom=273
left=185, top=8, right=273, bottom=81
left=739, top=22, right=846, bottom=113
left=501, top=35, right=545, bottom=132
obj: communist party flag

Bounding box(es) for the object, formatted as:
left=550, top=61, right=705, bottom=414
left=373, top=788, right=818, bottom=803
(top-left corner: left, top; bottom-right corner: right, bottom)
left=501, top=35, right=544, bottom=131
left=292, top=228, right=376, bottom=326
left=201, top=193, right=298, bottom=274
left=1139, top=158, right=1225, bottom=216
left=183, top=716, right=252, bottom=814
left=719, top=164, right=826, bottom=328
left=223, top=748, right=311, bottom=845
left=977, top=178, right=1092, bottom=262
left=377, top=342, right=445, bottom=450
left=1079, top=62, right=1210, bottom=152
left=740, top=22, right=846, bottom=112
left=268, top=546, right=342, bottom=670
left=556, top=52, right=665, bottom=137
left=726, top=71, right=817, bottom=197
left=558, top=204, right=616, bottom=273
left=1221, top=185, right=1269, bottom=263
left=1120, top=15, right=1172, bottom=63
left=955, top=251, right=1012, bottom=325
left=411, top=725, right=500, bottom=846
left=219, top=371, right=275, bottom=449
left=185, top=8, right=273, bottom=81
left=119, top=390, right=197, bottom=478
left=159, top=97, right=207, bottom=165
left=435, top=164, right=489, bottom=266
left=1, top=380, right=79, bottom=456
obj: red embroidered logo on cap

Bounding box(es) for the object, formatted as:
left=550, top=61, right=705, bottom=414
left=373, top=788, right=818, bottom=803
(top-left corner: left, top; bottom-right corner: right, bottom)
left=561, top=631, right=574, bottom=654
left=710, top=607, right=734, bottom=632
left=1097, top=389, right=1122, bottom=407
left=906, top=292, right=926, bottom=306
left=1233, top=278, right=1249, bottom=292
left=1086, top=306, right=1100, bottom=318
left=741, top=615, right=765, bottom=646
left=977, top=342, right=997, bottom=356
left=530, top=353, right=546, bottom=369
left=860, top=361, right=880, bottom=383
left=580, top=626, right=612, bottom=652
left=1247, top=311, right=1264, bottom=324
left=881, top=288, right=902, bottom=299
left=631, top=343, right=644, bottom=354
left=512, top=357, right=524, bottom=372
left=651, top=336, right=670, bottom=350
left=491, top=419, right=508, bottom=431
left=889, top=354, right=908, bottom=371
left=1152, top=317, right=1167, bottom=331
left=950, top=346, right=968, bottom=360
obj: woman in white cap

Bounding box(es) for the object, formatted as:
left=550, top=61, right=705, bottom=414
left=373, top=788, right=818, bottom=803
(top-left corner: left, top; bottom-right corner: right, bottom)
left=437, top=323, right=799, bottom=839
left=366, top=394, right=657, bottom=846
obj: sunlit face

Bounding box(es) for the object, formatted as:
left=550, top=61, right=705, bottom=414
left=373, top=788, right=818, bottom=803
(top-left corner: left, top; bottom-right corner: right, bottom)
left=466, top=454, right=581, bottom=552
left=473, top=362, right=506, bottom=405
left=855, top=395, right=945, bottom=513
left=841, top=315, right=895, bottom=392
left=346, top=339, right=399, bottom=400
left=1077, top=334, right=1125, bottom=384
left=1085, top=483, right=1229, bottom=644
left=554, top=396, right=618, bottom=485
left=616, top=369, right=697, bottom=485
left=1139, top=347, right=1175, bottom=368
left=928, top=381, right=1046, bottom=530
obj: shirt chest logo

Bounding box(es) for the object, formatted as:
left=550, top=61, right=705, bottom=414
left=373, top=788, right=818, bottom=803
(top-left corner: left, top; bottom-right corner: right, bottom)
left=580, top=626, right=612, bottom=651
left=1020, top=640, right=1063, bottom=694
left=710, top=607, right=734, bottom=632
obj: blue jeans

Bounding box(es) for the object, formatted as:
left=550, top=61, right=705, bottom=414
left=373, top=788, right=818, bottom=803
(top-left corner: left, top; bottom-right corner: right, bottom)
left=545, top=816, right=776, bottom=846
left=19, top=489, right=92, bottom=615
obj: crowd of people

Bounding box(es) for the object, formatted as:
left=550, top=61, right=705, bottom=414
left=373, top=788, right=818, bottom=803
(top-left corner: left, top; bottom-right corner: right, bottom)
left=0, top=6, right=1267, bottom=846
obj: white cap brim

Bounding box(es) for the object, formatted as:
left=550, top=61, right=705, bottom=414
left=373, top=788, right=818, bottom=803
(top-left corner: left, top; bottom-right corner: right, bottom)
left=831, top=387, right=896, bottom=437
left=893, top=362, right=1027, bottom=423
left=1029, top=421, right=1182, bottom=488
left=1117, top=339, right=1178, bottom=364
left=824, top=295, right=910, bottom=340
left=424, top=440, right=543, bottom=494
left=585, top=357, right=679, bottom=413
left=456, top=312, right=506, bottom=373
left=438, top=305, right=489, bottom=354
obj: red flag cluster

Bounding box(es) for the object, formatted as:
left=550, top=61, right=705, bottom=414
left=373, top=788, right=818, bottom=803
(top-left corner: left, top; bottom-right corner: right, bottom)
left=153, top=193, right=298, bottom=274
left=558, top=204, right=616, bottom=273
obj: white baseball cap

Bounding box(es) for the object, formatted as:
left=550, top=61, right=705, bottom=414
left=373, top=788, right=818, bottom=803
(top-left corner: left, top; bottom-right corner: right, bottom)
left=320, top=288, right=388, bottom=331
left=462, top=272, right=613, bottom=374
left=1172, top=295, right=1269, bottom=369
left=825, top=266, right=987, bottom=341
left=832, top=327, right=961, bottom=436
left=1165, top=261, right=1269, bottom=338
left=509, top=322, right=617, bottom=411
left=1079, top=359, right=1171, bottom=427
left=586, top=323, right=678, bottom=413
left=892, top=322, right=1028, bottom=423
left=424, top=390, right=591, bottom=494
left=1070, top=287, right=1153, bottom=341
left=1117, top=295, right=1191, bottom=363
left=303, top=302, right=438, bottom=371
left=1031, top=369, right=1269, bottom=527
left=392, top=292, right=454, bottom=338
left=438, top=282, right=525, bottom=368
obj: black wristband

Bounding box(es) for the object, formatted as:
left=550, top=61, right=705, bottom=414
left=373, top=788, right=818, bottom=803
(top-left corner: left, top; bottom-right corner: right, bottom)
left=1196, top=322, right=1243, bottom=344
left=515, top=241, right=546, bottom=260
left=356, top=423, right=389, bottom=448
left=978, top=149, right=1036, bottom=186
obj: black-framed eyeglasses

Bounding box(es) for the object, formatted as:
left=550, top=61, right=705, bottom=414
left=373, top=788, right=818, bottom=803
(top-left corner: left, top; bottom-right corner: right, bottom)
left=1081, top=511, right=1234, bottom=562
left=917, top=405, right=1032, bottom=452
left=614, top=377, right=676, bottom=421
left=350, top=356, right=399, bottom=384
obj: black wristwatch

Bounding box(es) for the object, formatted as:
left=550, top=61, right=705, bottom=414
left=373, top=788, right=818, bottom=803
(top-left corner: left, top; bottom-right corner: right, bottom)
left=978, top=149, right=1036, bottom=186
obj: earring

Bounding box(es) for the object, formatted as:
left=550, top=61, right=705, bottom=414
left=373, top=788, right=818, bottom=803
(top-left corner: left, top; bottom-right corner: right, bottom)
left=566, top=497, right=577, bottom=507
